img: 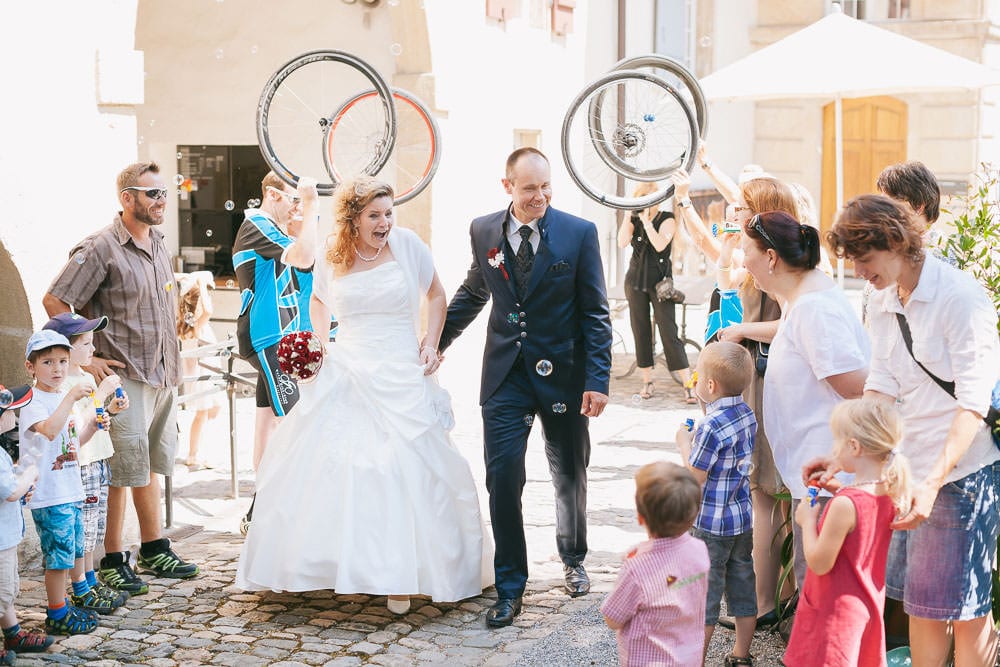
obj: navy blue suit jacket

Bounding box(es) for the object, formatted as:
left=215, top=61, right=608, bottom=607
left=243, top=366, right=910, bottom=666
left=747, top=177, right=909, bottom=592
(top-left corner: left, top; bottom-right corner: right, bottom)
left=440, top=207, right=612, bottom=408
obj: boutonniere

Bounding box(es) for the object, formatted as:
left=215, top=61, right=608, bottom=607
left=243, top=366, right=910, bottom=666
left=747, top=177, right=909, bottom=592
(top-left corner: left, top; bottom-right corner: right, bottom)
left=487, top=247, right=509, bottom=280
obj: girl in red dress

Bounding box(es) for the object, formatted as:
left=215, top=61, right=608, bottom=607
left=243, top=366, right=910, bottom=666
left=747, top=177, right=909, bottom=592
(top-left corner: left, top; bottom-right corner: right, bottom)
left=784, top=399, right=911, bottom=667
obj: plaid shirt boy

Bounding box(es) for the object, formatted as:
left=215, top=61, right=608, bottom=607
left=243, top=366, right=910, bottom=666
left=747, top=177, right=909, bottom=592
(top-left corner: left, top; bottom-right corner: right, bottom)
left=688, top=395, right=756, bottom=536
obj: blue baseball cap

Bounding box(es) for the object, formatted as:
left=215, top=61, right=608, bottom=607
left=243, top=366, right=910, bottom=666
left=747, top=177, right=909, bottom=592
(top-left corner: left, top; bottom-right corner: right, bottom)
left=43, top=312, right=108, bottom=338
left=25, top=330, right=72, bottom=360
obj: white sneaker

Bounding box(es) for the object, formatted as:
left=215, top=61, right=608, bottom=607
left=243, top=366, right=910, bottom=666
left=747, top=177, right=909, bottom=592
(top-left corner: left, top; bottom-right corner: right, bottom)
left=387, top=596, right=411, bottom=614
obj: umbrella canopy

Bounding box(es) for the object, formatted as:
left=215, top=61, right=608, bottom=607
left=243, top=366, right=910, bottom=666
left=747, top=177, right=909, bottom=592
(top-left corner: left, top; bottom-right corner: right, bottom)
left=700, top=9, right=1000, bottom=102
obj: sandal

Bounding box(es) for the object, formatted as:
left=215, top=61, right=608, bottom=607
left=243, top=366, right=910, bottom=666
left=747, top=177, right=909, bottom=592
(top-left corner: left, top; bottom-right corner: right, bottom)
left=684, top=387, right=698, bottom=404
left=724, top=655, right=754, bottom=667
left=639, top=382, right=654, bottom=399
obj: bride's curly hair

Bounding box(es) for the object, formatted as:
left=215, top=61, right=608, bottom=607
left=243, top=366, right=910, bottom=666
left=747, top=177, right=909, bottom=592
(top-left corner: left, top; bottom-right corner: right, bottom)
left=326, top=176, right=395, bottom=269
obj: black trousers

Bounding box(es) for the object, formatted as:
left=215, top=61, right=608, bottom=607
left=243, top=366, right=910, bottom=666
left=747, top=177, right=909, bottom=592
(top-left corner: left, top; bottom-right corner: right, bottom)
left=624, top=281, right=689, bottom=371
left=481, top=362, right=589, bottom=599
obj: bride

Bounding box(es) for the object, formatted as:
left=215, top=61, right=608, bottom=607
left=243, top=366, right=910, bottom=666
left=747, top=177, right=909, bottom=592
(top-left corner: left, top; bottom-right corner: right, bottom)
left=236, top=176, right=493, bottom=612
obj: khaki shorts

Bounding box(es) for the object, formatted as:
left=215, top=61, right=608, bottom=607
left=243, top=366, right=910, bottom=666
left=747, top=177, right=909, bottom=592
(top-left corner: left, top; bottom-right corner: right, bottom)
left=108, top=376, right=177, bottom=486
left=0, top=546, right=18, bottom=611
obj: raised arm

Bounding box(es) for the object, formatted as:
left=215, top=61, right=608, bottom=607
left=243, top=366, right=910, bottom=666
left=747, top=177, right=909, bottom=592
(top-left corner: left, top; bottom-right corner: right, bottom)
left=283, top=177, right=319, bottom=269
left=698, top=143, right=741, bottom=205
left=671, top=171, right=721, bottom=262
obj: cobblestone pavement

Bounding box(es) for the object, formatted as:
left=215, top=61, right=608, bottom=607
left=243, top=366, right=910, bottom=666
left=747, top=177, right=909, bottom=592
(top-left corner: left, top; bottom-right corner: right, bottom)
left=13, top=307, right=791, bottom=665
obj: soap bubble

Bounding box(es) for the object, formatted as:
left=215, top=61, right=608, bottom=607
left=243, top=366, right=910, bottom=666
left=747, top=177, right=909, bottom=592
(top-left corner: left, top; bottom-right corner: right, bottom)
left=215, top=48, right=224, bottom=60
left=631, top=394, right=642, bottom=404
left=736, top=458, right=755, bottom=476
left=205, top=229, right=213, bottom=238
left=176, top=152, right=183, bottom=160
left=250, top=45, right=258, bottom=55
left=699, top=35, right=712, bottom=47
left=224, top=200, right=235, bottom=211
left=175, top=174, right=185, bottom=185
left=184, top=313, right=196, bottom=326
left=389, top=43, right=403, bottom=56
left=74, top=252, right=86, bottom=265
left=0, top=388, right=12, bottom=408
left=226, top=279, right=235, bottom=288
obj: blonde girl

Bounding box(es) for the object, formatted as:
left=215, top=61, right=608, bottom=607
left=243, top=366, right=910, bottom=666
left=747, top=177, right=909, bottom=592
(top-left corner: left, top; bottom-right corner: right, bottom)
left=784, top=398, right=911, bottom=667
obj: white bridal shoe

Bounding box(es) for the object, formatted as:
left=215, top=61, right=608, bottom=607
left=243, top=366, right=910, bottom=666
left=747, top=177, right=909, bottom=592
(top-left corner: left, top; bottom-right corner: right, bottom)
left=387, top=596, right=411, bottom=614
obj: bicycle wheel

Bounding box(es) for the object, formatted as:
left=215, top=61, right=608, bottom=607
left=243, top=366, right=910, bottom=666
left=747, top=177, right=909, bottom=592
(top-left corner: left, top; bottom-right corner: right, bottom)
left=325, top=87, right=441, bottom=205
left=612, top=54, right=708, bottom=138
left=562, top=70, right=697, bottom=210
left=256, top=50, right=397, bottom=196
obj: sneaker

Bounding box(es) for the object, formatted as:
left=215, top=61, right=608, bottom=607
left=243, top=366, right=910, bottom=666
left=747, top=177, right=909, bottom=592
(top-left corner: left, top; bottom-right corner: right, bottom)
left=93, top=582, right=129, bottom=608
left=70, top=589, right=116, bottom=615
left=98, top=558, right=149, bottom=596
left=0, top=649, right=13, bottom=666
left=4, top=628, right=53, bottom=652
left=45, top=606, right=97, bottom=635
left=137, top=546, right=199, bottom=579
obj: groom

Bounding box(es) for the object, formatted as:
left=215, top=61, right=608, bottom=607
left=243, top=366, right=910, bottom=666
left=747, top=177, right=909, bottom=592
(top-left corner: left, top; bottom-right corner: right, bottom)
left=438, top=148, right=612, bottom=628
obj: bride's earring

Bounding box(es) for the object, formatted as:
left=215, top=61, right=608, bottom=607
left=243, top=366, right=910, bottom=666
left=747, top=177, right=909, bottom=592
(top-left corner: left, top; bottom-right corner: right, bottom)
left=387, top=595, right=410, bottom=615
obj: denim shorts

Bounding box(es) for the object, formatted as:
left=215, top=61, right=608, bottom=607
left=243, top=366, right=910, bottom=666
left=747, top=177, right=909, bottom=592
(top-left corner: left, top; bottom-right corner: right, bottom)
left=886, top=462, right=1000, bottom=621
left=691, top=527, right=757, bottom=625
left=31, top=502, right=84, bottom=571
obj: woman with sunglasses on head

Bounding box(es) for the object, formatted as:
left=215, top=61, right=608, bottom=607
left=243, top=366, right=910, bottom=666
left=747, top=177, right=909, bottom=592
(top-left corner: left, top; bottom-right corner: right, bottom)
left=617, top=182, right=695, bottom=402
left=741, top=210, right=869, bottom=591
left=817, top=195, right=999, bottom=667
left=674, top=171, right=803, bottom=629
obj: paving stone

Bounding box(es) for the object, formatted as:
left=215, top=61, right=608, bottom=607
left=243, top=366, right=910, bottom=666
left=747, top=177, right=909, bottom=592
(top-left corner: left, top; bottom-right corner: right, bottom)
left=369, top=654, right=417, bottom=666
left=347, top=641, right=383, bottom=655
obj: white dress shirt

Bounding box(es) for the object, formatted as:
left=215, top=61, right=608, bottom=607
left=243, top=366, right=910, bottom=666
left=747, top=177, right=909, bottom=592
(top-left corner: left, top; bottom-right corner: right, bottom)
left=506, top=213, right=540, bottom=255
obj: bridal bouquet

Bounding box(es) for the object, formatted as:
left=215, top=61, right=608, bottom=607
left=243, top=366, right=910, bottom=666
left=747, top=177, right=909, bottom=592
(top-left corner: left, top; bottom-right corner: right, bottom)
left=276, top=331, right=324, bottom=382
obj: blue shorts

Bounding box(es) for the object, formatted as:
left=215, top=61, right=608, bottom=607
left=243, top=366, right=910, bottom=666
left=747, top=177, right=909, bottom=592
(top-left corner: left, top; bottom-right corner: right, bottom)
left=691, top=527, right=757, bottom=625
left=31, top=502, right=84, bottom=571
left=886, top=462, right=1000, bottom=621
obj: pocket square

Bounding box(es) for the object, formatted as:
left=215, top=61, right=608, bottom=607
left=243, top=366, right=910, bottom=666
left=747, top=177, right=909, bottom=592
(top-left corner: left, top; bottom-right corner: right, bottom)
left=549, top=260, right=572, bottom=273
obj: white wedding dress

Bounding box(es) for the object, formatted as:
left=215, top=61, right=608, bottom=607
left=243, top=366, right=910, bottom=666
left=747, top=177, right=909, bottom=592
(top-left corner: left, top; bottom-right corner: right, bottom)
left=236, top=260, right=493, bottom=600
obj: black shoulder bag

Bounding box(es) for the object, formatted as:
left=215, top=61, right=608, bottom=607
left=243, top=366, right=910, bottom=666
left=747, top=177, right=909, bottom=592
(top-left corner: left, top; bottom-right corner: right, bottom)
left=895, top=312, right=1000, bottom=448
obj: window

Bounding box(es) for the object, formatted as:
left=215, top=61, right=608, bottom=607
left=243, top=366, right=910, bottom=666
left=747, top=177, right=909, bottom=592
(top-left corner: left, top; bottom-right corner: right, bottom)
left=486, top=0, right=520, bottom=22
left=551, top=0, right=575, bottom=36
left=513, top=129, right=542, bottom=150
left=835, top=0, right=910, bottom=20
left=177, top=145, right=270, bottom=278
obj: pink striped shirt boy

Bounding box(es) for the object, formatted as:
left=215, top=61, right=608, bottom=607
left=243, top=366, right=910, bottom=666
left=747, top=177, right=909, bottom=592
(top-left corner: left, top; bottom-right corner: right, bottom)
left=602, top=533, right=710, bottom=666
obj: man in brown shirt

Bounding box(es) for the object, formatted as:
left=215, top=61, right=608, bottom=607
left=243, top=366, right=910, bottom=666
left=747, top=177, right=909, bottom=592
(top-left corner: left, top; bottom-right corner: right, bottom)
left=43, top=162, right=198, bottom=596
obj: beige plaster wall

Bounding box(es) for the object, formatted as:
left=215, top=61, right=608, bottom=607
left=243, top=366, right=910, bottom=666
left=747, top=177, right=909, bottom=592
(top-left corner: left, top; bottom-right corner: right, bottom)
left=0, top=0, right=142, bottom=378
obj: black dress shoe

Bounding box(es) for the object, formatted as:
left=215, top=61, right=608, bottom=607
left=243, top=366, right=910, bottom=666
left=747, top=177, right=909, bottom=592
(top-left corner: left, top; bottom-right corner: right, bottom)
left=563, top=564, right=590, bottom=597
left=486, top=597, right=522, bottom=628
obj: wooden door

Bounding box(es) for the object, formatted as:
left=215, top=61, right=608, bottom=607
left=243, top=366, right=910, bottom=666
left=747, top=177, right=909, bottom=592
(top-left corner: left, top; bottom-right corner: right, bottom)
left=820, top=96, right=907, bottom=241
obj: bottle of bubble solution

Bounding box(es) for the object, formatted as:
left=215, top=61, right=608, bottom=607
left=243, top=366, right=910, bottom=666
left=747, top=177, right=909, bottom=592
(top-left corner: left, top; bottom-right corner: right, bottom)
left=92, top=393, right=105, bottom=430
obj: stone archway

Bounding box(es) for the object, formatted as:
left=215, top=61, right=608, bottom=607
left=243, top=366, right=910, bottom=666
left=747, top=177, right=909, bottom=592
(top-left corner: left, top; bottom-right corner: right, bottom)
left=0, top=243, right=32, bottom=387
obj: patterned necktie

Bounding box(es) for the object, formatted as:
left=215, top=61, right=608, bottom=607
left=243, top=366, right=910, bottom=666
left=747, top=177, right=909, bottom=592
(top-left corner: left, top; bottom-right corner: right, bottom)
left=514, top=225, right=534, bottom=296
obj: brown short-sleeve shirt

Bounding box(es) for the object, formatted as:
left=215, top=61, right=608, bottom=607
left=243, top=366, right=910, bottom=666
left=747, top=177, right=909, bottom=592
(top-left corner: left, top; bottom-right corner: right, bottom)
left=47, top=214, right=180, bottom=388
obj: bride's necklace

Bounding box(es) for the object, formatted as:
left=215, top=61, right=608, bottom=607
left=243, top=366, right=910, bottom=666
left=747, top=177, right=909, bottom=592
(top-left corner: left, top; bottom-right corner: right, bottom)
left=355, top=244, right=382, bottom=262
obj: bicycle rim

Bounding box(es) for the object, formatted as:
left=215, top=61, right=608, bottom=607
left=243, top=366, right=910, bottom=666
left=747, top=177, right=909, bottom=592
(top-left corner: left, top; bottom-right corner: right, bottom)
left=612, top=54, right=708, bottom=137
left=325, top=87, right=441, bottom=205
left=562, top=70, right=696, bottom=210
left=256, top=50, right=397, bottom=196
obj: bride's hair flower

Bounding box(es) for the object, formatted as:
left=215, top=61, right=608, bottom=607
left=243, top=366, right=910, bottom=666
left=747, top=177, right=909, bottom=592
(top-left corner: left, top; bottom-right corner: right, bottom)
left=276, top=330, right=325, bottom=383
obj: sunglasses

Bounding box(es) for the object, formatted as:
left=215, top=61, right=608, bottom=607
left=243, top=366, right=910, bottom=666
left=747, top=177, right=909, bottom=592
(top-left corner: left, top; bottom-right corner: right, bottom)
left=267, top=186, right=302, bottom=205
left=121, top=186, right=168, bottom=200
left=748, top=214, right=778, bottom=249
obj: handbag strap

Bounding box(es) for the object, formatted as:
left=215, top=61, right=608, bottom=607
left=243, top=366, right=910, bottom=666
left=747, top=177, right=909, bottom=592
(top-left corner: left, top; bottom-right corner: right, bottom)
left=894, top=312, right=956, bottom=397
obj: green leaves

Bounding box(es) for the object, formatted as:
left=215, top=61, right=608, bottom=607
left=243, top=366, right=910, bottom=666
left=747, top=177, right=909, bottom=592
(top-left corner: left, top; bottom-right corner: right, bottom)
left=938, top=164, right=1000, bottom=335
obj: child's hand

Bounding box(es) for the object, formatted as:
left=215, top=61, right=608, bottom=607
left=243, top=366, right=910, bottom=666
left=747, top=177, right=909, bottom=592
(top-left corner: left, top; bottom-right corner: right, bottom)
left=97, top=374, right=122, bottom=402
left=68, top=382, right=95, bottom=402
left=675, top=424, right=694, bottom=461
left=0, top=411, right=14, bottom=435
left=96, top=411, right=111, bottom=431
left=108, top=391, right=130, bottom=415
left=795, top=496, right=821, bottom=527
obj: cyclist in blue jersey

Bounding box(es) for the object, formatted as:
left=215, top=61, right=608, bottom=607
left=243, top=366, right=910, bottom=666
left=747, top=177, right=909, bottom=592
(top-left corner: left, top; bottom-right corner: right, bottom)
left=232, top=173, right=318, bottom=473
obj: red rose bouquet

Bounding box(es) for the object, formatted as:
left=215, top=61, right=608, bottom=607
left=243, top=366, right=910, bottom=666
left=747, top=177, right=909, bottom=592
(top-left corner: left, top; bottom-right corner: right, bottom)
left=276, top=331, right=325, bottom=382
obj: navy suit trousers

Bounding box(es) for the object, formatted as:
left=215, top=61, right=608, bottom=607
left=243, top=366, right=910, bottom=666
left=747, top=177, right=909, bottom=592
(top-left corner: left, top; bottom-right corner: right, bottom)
left=481, top=361, right=590, bottom=599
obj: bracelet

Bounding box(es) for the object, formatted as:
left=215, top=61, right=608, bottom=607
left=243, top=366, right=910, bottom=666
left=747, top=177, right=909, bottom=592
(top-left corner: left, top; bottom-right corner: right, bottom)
left=701, top=162, right=712, bottom=170
left=676, top=198, right=692, bottom=208
left=420, top=345, right=437, bottom=353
